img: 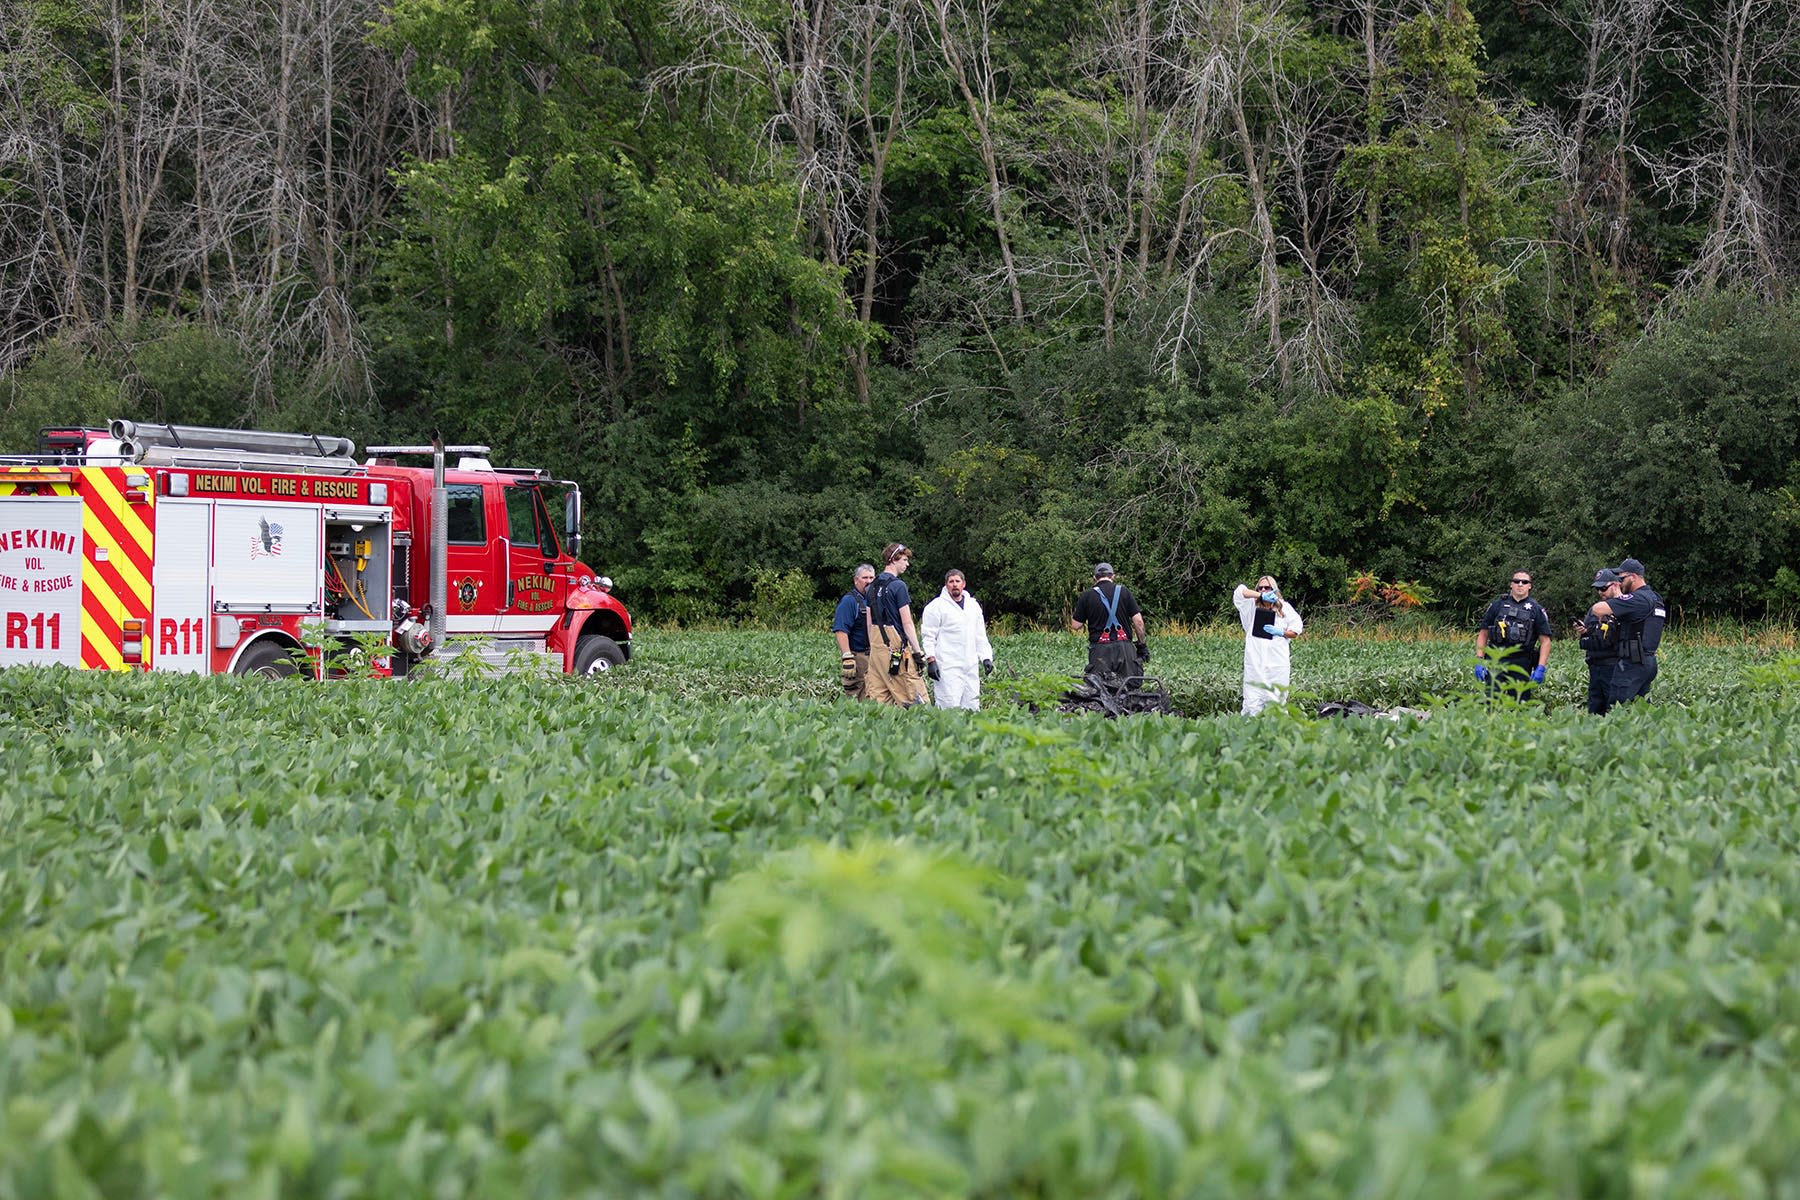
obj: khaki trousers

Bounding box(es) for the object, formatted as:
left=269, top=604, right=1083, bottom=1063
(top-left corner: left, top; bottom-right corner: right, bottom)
left=865, top=626, right=923, bottom=706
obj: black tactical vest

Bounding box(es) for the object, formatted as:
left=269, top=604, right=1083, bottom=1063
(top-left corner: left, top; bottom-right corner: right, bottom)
left=1578, top=604, right=1619, bottom=660
left=1617, top=584, right=1667, bottom=660
left=1489, top=598, right=1538, bottom=649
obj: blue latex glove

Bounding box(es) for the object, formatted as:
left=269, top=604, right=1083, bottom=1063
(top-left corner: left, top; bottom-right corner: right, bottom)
left=1262, top=625, right=1279, bottom=636
left=1261, top=590, right=1278, bottom=603
left=1474, top=664, right=1490, bottom=682
left=1530, top=665, right=1546, bottom=683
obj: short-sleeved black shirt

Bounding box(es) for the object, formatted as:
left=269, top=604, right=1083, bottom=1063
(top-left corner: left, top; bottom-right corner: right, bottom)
left=1479, top=594, right=1552, bottom=666
left=1610, top=583, right=1667, bottom=655
left=1072, top=581, right=1141, bottom=644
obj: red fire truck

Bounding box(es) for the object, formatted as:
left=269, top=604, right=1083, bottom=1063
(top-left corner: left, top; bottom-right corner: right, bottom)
left=0, top=421, right=631, bottom=677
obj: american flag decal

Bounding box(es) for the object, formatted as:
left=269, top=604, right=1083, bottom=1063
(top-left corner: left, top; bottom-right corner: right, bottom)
left=250, top=516, right=284, bottom=558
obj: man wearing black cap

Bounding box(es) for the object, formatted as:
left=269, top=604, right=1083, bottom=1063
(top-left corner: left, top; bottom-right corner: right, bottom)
left=1587, top=557, right=1666, bottom=705
left=1473, top=568, right=1553, bottom=701
left=1571, top=568, right=1623, bottom=714
left=1070, top=563, right=1146, bottom=681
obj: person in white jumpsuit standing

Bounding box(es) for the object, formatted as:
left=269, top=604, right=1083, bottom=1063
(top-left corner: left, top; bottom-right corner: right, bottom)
left=1233, top=575, right=1303, bottom=714
left=921, top=569, right=994, bottom=710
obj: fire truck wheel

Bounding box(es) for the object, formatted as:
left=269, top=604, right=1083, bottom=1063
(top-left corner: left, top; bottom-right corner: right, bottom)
left=236, top=640, right=300, bottom=679
left=574, top=635, right=626, bottom=675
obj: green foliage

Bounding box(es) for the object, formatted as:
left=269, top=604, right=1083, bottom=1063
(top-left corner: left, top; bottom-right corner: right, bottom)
left=1337, top=3, right=1549, bottom=531
left=1742, top=654, right=1800, bottom=692
left=1, top=319, right=376, bottom=451
left=606, top=628, right=1766, bottom=717
left=1533, top=293, right=1800, bottom=612
left=3, top=635, right=1800, bottom=1195
left=0, top=336, right=124, bottom=449
left=290, top=620, right=397, bottom=680
left=746, top=566, right=829, bottom=630
left=1771, top=567, right=1800, bottom=620
left=363, top=0, right=866, bottom=617
left=981, top=668, right=1075, bottom=713
left=6, top=0, right=1800, bottom=634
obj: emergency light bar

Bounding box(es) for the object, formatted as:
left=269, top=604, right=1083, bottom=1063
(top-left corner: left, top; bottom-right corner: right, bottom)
left=0, top=468, right=75, bottom=482
left=365, top=445, right=492, bottom=457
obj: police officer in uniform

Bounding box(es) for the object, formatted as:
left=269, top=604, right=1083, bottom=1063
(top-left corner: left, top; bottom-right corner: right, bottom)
left=1473, top=568, right=1552, bottom=701
left=1069, top=563, right=1147, bottom=682
left=1570, top=568, right=1622, bottom=714
left=1587, top=557, right=1665, bottom=706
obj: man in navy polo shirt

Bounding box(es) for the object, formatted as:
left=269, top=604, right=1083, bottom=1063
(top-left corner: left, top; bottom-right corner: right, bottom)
left=831, top=563, right=875, bottom=699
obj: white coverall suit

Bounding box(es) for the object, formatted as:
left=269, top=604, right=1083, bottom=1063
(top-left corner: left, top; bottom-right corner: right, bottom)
left=920, top=588, right=994, bottom=710
left=1234, top=588, right=1304, bottom=715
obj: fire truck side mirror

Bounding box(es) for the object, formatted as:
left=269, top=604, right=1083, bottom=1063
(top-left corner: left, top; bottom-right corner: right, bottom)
left=564, top=491, right=582, bottom=559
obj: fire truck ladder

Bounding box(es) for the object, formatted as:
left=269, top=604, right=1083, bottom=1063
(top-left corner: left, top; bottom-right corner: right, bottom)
left=110, top=420, right=364, bottom=475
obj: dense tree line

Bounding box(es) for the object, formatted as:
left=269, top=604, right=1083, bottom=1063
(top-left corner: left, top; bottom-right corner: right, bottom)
left=3, top=0, right=1798, bottom=625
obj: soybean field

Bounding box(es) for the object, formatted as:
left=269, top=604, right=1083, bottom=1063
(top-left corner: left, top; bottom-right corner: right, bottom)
left=4, top=631, right=1800, bottom=1198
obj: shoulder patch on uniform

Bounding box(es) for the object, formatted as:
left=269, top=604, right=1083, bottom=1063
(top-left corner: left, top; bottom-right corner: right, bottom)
left=1654, top=607, right=1666, bottom=617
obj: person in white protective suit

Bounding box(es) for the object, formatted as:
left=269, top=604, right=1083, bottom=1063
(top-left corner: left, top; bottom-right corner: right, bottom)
left=1233, top=575, right=1304, bottom=714
left=920, top=569, right=995, bottom=710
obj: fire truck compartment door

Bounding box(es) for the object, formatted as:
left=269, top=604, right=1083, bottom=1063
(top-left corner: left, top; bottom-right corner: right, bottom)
left=212, top=501, right=323, bottom=611
left=152, top=500, right=212, bottom=672
left=0, top=497, right=83, bottom=667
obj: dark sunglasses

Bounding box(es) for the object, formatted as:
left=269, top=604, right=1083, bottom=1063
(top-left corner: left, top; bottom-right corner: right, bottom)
left=1510, top=578, right=1532, bottom=585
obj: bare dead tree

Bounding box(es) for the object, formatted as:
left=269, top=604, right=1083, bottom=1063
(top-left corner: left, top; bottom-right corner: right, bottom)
left=1008, top=94, right=1130, bottom=346
left=849, top=0, right=917, bottom=401
left=1525, top=0, right=1661, bottom=298
left=1010, top=6, right=1171, bottom=352
left=663, top=0, right=922, bottom=401
left=665, top=0, right=854, bottom=258
left=1156, top=0, right=1359, bottom=390
left=106, top=0, right=198, bottom=328
left=1, top=0, right=418, bottom=393
left=1309, top=0, right=1416, bottom=240
left=1652, top=0, right=1799, bottom=300
left=921, top=0, right=1025, bottom=321
left=0, top=5, right=107, bottom=366
left=1268, top=30, right=1366, bottom=392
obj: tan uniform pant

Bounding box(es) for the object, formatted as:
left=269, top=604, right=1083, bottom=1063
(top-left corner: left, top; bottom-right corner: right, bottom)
left=865, top=626, right=924, bottom=706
